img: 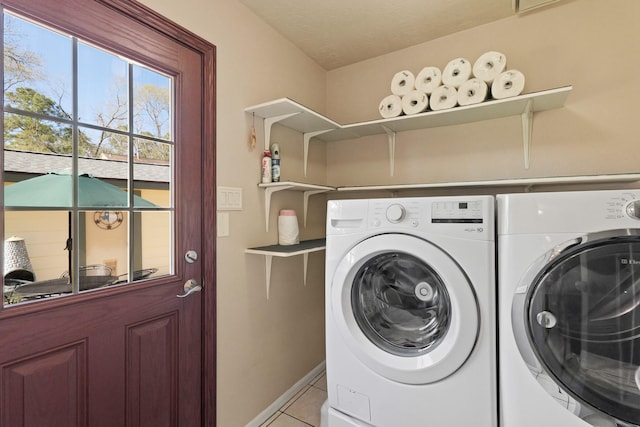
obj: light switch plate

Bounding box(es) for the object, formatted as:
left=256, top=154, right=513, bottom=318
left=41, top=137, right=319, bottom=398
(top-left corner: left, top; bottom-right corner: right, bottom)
left=217, top=186, right=243, bottom=210
left=217, top=212, right=229, bottom=237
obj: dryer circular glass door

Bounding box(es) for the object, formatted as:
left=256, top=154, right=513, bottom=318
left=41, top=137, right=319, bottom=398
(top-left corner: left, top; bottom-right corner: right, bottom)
left=513, top=230, right=640, bottom=426
left=330, top=233, right=479, bottom=385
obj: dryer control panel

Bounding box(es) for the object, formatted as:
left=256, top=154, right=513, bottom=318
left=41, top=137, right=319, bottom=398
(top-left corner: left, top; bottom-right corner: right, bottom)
left=625, top=200, right=640, bottom=220
left=604, top=191, right=640, bottom=221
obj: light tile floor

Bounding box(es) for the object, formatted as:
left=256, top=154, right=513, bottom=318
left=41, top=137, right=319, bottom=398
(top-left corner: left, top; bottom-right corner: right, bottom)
left=260, top=370, right=327, bottom=427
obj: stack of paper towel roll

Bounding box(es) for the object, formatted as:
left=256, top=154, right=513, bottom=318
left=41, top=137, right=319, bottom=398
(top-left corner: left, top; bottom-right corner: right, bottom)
left=379, top=51, right=526, bottom=118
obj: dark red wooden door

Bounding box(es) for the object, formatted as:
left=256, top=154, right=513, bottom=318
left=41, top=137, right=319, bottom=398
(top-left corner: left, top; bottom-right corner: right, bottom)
left=0, top=1, right=214, bottom=426
left=1, top=281, right=202, bottom=427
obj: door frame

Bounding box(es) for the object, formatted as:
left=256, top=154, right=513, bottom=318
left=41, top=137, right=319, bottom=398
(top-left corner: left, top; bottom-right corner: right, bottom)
left=95, top=1, right=217, bottom=425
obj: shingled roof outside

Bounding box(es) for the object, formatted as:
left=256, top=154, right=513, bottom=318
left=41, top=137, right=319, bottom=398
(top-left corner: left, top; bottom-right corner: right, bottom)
left=4, top=150, right=170, bottom=184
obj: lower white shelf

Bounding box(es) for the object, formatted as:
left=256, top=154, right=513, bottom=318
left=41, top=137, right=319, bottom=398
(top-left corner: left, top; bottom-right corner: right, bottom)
left=245, top=238, right=326, bottom=299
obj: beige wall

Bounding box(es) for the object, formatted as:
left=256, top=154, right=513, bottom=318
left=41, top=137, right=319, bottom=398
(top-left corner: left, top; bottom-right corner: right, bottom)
left=137, top=0, right=639, bottom=426
left=138, top=1, right=328, bottom=426
left=325, top=0, right=640, bottom=188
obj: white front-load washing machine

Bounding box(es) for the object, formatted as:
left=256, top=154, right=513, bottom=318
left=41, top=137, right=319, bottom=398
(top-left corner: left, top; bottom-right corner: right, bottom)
left=498, top=189, right=640, bottom=427
left=325, top=196, right=497, bottom=427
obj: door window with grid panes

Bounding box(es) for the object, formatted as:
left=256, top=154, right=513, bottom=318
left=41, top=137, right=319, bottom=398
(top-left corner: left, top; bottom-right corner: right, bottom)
left=3, top=11, right=174, bottom=305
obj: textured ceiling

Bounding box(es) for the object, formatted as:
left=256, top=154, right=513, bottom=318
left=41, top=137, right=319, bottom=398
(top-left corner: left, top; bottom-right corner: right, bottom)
left=238, top=0, right=516, bottom=70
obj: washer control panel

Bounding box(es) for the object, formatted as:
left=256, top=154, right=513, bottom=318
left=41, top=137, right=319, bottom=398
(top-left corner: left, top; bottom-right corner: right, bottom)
left=431, top=200, right=484, bottom=224
left=370, top=198, right=487, bottom=228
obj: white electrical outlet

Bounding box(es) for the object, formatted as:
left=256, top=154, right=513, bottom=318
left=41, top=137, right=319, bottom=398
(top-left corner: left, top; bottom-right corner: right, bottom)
left=217, top=186, right=243, bottom=210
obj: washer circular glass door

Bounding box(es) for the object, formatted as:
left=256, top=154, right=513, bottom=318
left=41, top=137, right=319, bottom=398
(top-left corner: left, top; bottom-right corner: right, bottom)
left=514, top=230, right=640, bottom=426
left=330, top=233, right=479, bottom=385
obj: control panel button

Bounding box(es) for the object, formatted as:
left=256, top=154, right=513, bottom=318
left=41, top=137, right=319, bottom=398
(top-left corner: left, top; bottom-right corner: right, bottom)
left=626, top=200, right=640, bottom=220
left=386, top=204, right=406, bottom=223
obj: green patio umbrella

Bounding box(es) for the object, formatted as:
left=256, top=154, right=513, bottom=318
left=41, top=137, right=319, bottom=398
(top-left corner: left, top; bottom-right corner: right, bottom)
left=4, top=169, right=157, bottom=281
left=4, top=169, right=156, bottom=208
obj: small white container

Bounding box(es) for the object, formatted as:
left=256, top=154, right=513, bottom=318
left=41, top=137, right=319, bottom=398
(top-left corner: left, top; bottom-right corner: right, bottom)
left=278, top=209, right=299, bottom=245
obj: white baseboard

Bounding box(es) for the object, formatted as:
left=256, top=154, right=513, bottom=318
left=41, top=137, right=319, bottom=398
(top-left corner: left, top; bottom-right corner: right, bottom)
left=245, top=361, right=326, bottom=427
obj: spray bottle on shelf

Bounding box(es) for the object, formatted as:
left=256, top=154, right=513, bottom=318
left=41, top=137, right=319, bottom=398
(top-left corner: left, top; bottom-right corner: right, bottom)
left=270, top=143, right=281, bottom=182
left=261, top=149, right=272, bottom=183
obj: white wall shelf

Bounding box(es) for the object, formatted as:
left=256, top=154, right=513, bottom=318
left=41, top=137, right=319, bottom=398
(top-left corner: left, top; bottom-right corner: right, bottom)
left=336, top=174, right=640, bottom=192
left=246, top=99, right=342, bottom=177
left=259, top=181, right=335, bottom=231
left=245, top=238, right=326, bottom=299
left=246, top=86, right=573, bottom=174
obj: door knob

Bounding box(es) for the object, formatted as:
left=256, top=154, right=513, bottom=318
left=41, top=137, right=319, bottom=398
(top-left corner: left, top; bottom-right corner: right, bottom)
left=177, top=279, right=202, bottom=298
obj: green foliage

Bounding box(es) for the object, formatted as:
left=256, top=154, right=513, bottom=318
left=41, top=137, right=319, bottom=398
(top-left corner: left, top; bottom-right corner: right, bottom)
left=4, top=87, right=95, bottom=156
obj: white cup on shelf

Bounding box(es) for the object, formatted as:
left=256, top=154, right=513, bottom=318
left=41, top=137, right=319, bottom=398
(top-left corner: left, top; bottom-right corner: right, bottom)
left=278, top=209, right=299, bottom=245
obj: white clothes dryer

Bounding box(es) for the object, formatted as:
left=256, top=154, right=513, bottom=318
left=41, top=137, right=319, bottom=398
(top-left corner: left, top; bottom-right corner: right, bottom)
left=498, top=190, right=640, bottom=427
left=325, top=196, right=497, bottom=427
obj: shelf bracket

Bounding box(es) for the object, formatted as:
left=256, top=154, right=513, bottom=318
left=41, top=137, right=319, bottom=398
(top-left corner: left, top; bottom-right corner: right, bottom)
left=303, top=189, right=330, bottom=227
left=264, top=185, right=295, bottom=231
left=265, top=252, right=310, bottom=297
left=265, top=254, right=273, bottom=299
left=303, top=253, right=309, bottom=286
left=522, top=99, right=533, bottom=169
left=303, top=129, right=332, bottom=176
left=381, top=125, right=396, bottom=176
left=264, top=112, right=301, bottom=150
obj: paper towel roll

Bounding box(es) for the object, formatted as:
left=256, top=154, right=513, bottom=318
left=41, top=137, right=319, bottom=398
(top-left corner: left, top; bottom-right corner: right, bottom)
left=379, top=94, right=403, bottom=118
left=473, top=51, right=507, bottom=83
left=442, top=58, right=472, bottom=88
left=457, top=78, right=488, bottom=106
left=401, top=90, right=429, bottom=115
left=390, top=70, right=415, bottom=96
left=415, top=66, right=442, bottom=94
left=491, top=69, right=525, bottom=99
left=430, top=85, right=458, bottom=111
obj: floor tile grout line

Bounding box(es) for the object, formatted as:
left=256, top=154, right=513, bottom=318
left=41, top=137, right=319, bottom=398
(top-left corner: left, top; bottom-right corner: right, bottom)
left=262, top=410, right=284, bottom=426
left=284, top=412, right=315, bottom=427
left=309, top=383, right=326, bottom=392
left=279, top=385, right=312, bottom=412
left=265, top=411, right=315, bottom=427
left=264, top=371, right=327, bottom=426
left=282, top=386, right=326, bottom=427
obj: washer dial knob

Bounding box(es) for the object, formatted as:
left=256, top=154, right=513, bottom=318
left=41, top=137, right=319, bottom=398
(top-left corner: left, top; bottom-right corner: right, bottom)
left=626, top=200, right=640, bottom=220
left=386, top=204, right=406, bottom=223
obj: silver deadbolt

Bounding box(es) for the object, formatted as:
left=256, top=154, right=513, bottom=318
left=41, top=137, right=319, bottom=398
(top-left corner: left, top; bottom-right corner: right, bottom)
left=185, top=250, right=198, bottom=263
left=177, top=279, right=202, bottom=298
